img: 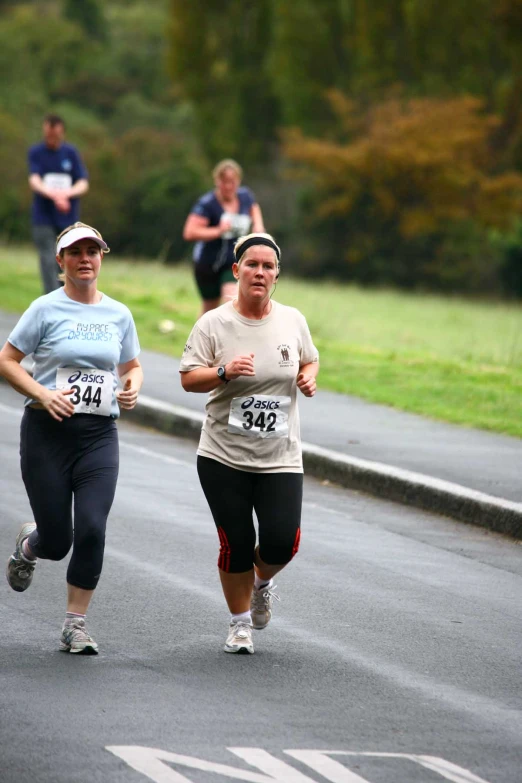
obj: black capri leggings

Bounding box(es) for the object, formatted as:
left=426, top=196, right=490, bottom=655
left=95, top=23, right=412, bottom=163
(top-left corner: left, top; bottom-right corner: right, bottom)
left=20, top=408, right=119, bottom=590
left=197, top=456, right=303, bottom=573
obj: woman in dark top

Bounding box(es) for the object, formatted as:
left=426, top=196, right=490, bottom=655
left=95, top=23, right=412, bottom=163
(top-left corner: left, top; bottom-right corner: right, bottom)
left=183, top=159, right=265, bottom=316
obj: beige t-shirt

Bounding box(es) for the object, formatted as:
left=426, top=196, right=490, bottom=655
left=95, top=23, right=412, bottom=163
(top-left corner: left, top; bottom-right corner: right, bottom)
left=179, top=300, right=319, bottom=473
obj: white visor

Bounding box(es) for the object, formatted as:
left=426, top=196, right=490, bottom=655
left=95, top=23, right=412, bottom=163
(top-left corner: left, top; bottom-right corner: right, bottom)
left=56, top=227, right=108, bottom=254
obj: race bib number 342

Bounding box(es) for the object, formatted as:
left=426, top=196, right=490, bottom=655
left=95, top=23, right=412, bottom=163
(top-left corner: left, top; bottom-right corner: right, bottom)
left=227, top=395, right=291, bottom=439
left=56, top=367, right=112, bottom=416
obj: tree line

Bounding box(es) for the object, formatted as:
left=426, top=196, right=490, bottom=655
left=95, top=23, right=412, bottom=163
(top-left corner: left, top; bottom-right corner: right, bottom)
left=1, top=0, right=522, bottom=295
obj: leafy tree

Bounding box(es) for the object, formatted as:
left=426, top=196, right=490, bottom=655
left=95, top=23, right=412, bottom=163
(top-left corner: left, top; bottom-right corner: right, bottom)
left=62, top=0, right=106, bottom=41
left=269, top=1, right=352, bottom=134
left=82, top=128, right=207, bottom=260
left=491, top=0, right=522, bottom=166
left=283, top=93, right=522, bottom=290
left=168, top=0, right=278, bottom=163
left=404, top=0, right=508, bottom=99
left=0, top=111, right=31, bottom=239
left=0, top=5, right=86, bottom=119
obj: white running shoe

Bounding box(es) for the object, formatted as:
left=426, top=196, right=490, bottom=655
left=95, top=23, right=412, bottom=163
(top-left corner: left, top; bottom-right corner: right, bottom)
left=251, top=584, right=279, bottom=630
left=60, top=618, right=99, bottom=655
left=224, top=621, right=254, bottom=654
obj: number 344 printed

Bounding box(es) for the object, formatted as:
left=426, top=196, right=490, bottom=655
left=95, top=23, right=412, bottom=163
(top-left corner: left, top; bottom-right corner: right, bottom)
left=56, top=367, right=112, bottom=417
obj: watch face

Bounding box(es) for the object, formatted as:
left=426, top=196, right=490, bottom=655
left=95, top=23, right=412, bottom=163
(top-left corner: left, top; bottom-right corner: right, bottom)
left=218, top=367, right=225, bottom=379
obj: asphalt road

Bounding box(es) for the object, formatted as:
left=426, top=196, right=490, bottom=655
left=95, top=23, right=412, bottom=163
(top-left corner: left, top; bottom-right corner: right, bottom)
left=1, top=383, right=521, bottom=783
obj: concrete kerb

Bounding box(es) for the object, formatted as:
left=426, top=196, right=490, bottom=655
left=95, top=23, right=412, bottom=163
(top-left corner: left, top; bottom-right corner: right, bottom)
left=126, top=395, right=522, bottom=540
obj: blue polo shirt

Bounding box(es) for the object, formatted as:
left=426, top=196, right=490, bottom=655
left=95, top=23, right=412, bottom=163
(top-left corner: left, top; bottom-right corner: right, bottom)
left=190, top=186, right=256, bottom=267
left=28, top=142, right=88, bottom=230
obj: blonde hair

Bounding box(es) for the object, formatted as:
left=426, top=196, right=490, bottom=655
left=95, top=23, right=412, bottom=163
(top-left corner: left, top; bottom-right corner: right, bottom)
left=55, top=221, right=110, bottom=257
left=212, top=159, right=243, bottom=181
left=233, top=232, right=281, bottom=268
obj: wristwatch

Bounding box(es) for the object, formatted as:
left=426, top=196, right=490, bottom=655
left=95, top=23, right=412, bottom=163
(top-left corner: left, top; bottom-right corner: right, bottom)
left=217, top=366, right=229, bottom=383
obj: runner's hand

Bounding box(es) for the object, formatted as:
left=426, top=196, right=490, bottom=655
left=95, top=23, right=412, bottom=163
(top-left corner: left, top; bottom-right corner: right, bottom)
left=117, top=379, right=138, bottom=410
left=54, top=195, right=71, bottom=213
left=219, top=218, right=232, bottom=236
left=40, top=389, right=75, bottom=421
left=297, top=373, right=316, bottom=397
left=224, top=354, right=255, bottom=380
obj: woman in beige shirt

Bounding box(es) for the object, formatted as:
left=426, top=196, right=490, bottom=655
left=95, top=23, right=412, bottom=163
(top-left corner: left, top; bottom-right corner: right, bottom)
left=180, top=233, right=319, bottom=655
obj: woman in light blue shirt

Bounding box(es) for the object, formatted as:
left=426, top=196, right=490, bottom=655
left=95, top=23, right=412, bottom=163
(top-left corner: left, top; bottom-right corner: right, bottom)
left=0, top=222, right=143, bottom=655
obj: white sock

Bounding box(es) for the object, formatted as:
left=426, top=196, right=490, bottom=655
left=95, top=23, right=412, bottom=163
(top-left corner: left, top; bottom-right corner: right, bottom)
left=254, top=574, right=272, bottom=591
left=231, top=611, right=252, bottom=625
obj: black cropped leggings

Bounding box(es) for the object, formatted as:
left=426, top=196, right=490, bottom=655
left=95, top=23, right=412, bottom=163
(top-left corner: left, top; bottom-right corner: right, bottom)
left=20, top=408, right=119, bottom=590
left=197, top=455, right=303, bottom=573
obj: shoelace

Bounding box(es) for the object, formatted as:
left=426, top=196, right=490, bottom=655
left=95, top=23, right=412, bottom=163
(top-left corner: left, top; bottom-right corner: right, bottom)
left=12, top=559, right=35, bottom=579
left=252, top=585, right=280, bottom=608
left=231, top=622, right=252, bottom=639
left=64, top=621, right=92, bottom=642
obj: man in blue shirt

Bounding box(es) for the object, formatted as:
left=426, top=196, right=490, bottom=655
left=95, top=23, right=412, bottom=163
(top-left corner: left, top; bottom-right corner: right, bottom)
left=28, top=114, right=89, bottom=293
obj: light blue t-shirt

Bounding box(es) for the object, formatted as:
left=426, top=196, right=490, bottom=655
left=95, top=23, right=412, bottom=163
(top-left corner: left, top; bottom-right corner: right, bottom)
left=8, top=288, right=140, bottom=417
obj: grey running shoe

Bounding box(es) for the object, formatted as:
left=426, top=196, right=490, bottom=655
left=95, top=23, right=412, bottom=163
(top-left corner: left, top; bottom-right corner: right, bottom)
left=60, top=618, right=99, bottom=655
left=224, top=621, right=254, bottom=654
left=251, top=584, right=279, bottom=630
left=6, top=522, right=37, bottom=592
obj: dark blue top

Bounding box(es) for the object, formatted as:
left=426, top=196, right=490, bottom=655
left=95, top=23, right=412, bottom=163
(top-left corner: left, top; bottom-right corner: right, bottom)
left=28, top=142, right=88, bottom=230
left=190, top=186, right=256, bottom=267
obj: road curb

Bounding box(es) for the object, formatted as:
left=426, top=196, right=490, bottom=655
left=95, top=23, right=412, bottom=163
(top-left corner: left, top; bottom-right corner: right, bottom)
left=125, top=395, right=522, bottom=540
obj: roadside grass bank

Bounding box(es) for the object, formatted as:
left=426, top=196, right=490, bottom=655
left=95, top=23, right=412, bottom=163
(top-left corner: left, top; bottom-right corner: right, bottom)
left=1, top=246, right=521, bottom=437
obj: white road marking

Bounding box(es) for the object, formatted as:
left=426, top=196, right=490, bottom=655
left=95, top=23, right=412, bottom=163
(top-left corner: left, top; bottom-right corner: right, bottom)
left=286, top=751, right=492, bottom=783
left=105, top=746, right=492, bottom=783
left=229, top=748, right=340, bottom=782
left=106, top=746, right=312, bottom=783
left=413, top=755, right=492, bottom=783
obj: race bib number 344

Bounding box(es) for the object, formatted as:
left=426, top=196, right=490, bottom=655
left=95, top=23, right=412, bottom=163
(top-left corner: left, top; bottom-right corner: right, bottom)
left=228, top=395, right=291, bottom=439
left=56, top=367, right=112, bottom=416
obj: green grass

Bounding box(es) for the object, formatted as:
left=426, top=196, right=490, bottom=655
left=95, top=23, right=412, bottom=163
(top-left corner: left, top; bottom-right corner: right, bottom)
left=1, top=245, right=521, bottom=437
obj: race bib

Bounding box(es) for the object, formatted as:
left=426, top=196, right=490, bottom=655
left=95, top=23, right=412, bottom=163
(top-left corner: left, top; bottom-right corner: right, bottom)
left=43, top=173, right=72, bottom=191
left=56, top=367, right=113, bottom=416
left=228, top=395, right=290, bottom=439
left=221, top=212, right=252, bottom=239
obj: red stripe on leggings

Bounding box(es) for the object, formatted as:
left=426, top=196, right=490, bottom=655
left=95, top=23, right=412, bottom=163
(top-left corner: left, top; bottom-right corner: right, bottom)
left=292, top=528, right=301, bottom=558
left=217, top=526, right=231, bottom=572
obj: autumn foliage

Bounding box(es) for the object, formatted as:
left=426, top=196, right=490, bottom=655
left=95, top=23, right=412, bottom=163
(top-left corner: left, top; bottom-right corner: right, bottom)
left=283, top=93, right=522, bottom=291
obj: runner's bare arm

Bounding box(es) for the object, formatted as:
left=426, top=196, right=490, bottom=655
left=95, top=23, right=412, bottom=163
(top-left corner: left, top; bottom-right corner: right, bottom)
left=0, top=341, right=74, bottom=420
left=28, top=173, right=57, bottom=200
left=65, top=178, right=89, bottom=198
left=250, top=203, right=265, bottom=233
left=183, top=213, right=230, bottom=242
left=181, top=354, right=255, bottom=393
